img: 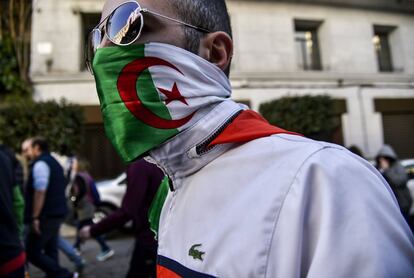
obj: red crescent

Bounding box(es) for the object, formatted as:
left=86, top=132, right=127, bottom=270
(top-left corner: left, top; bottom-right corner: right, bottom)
left=117, top=57, right=195, bottom=129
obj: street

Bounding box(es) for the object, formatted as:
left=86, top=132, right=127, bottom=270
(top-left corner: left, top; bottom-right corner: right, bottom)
left=28, top=234, right=133, bottom=278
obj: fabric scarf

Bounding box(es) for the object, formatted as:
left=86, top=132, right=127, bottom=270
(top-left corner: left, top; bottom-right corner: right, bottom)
left=92, top=43, right=231, bottom=163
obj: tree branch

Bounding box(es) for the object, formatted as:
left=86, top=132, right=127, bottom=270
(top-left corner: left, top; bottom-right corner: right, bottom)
left=0, top=2, right=3, bottom=40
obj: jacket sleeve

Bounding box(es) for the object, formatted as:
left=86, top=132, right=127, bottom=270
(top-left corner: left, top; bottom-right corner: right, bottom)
left=90, top=209, right=130, bottom=237
left=266, top=147, right=414, bottom=278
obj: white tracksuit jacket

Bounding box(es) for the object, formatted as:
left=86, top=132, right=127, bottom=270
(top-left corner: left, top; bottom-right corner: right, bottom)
left=149, top=101, right=414, bottom=278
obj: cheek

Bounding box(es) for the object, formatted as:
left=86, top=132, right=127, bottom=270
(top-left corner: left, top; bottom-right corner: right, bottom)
left=100, top=36, right=115, bottom=48
left=165, top=28, right=187, bottom=48
left=197, top=45, right=210, bottom=61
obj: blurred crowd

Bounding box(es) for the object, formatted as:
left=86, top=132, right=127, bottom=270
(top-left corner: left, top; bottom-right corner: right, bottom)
left=1, top=136, right=164, bottom=278
left=1, top=137, right=413, bottom=278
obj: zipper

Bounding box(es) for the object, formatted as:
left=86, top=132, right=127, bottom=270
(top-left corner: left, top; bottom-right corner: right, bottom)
left=195, top=110, right=242, bottom=156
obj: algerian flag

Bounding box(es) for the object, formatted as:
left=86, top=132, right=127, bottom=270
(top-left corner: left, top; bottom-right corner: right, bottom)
left=92, top=43, right=231, bottom=163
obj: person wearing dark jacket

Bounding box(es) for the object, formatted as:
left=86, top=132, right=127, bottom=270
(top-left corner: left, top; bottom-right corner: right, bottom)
left=0, top=145, right=26, bottom=278
left=376, top=145, right=413, bottom=224
left=0, top=145, right=25, bottom=240
left=23, top=137, right=74, bottom=278
left=80, top=159, right=164, bottom=278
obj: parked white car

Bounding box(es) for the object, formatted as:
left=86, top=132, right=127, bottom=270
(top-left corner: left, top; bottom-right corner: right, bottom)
left=401, top=159, right=414, bottom=178
left=94, top=172, right=127, bottom=224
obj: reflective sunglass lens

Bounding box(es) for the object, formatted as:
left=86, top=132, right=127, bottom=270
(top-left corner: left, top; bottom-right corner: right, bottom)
left=86, top=29, right=102, bottom=73
left=92, top=29, right=103, bottom=52
left=106, top=2, right=143, bottom=45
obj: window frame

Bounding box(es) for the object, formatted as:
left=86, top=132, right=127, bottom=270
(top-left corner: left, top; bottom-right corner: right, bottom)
left=373, top=25, right=396, bottom=73
left=80, top=13, right=102, bottom=72
left=294, top=19, right=323, bottom=71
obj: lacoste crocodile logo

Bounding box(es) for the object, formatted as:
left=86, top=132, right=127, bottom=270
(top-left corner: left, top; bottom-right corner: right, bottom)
left=189, top=244, right=205, bottom=261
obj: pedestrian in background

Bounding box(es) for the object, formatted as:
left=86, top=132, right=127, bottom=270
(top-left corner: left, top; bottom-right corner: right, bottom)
left=80, top=159, right=164, bottom=278
left=0, top=145, right=26, bottom=278
left=348, top=145, right=364, bottom=159
left=376, top=144, right=413, bottom=227
left=70, top=161, right=114, bottom=262
left=57, top=237, right=86, bottom=273
left=23, top=137, right=75, bottom=278
left=54, top=144, right=79, bottom=187
left=20, top=139, right=33, bottom=187
left=53, top=147, right=86, bottom=273
left=30, top=141, right=87, bottom=273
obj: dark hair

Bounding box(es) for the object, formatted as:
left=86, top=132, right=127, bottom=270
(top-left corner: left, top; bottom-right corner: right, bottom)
left=31, top=137, right=49, bottom=153
left=170, top=0, right=232, bottom=55
left=348, top=145, right=364, bottom=158
left=59, top=143, right=72, bottom=156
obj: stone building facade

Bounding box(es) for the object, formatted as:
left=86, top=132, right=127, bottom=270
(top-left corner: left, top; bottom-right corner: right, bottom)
left=30, top=0, right=414, bottom=178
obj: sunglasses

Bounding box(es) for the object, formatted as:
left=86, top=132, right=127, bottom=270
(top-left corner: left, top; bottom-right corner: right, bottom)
left=85, top=0, right=211, bottom=73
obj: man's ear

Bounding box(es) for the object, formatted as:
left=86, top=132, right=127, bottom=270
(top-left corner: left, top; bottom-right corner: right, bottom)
left=199, top=32, right=233, bottom=73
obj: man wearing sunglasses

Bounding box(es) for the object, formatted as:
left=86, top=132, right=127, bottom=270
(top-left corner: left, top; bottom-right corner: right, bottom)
left=89, top=1, right=414, bottom=277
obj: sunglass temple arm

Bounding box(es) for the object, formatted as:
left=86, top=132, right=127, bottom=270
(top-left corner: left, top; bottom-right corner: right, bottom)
left=141, top=8, right=211, bottom=33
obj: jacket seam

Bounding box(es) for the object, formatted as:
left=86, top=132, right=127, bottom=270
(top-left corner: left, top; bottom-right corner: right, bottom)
left=262, top=145, right=334, bottom=278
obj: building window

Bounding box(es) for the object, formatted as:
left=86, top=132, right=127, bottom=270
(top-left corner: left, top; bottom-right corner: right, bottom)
left=294, top=20, right=322, bottom=71
left=81, top=13, right=101, bottom=71
left=373, top=25, right=395, bottom=72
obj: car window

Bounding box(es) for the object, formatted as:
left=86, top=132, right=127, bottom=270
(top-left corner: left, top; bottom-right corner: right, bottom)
left=406, top=164, right=414, bottom=180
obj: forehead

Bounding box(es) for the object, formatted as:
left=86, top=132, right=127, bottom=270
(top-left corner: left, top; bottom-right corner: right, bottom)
left=22, top=141, right=31, bottom=149
left=101, top=0, right=174, bottom=21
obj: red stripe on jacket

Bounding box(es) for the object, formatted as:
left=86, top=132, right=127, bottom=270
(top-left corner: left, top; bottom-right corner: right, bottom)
left=157, top=264, right=182, bottom=278
left=0, top=252, right=26, bottom=276
left=210, top=110, right=300, bottom=147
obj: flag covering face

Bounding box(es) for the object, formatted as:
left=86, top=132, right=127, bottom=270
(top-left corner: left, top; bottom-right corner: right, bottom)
left=92, top=43, right=232, bottom=162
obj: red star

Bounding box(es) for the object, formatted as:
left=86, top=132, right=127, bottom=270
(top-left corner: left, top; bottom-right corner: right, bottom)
left=158, top=83, right=188, bottom=106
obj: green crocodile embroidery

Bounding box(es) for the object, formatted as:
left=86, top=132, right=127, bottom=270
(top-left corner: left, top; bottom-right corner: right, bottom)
left=189, top=244, right=205, bottom=261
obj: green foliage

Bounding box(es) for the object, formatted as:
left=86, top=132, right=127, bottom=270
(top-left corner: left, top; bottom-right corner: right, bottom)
left=259, top=95, right=338, bottom=137
left=0, top=0, right=33, bottom=100
left=0, top=36, right=31, bottom=100
left=0, top=100, right=84, bottom=153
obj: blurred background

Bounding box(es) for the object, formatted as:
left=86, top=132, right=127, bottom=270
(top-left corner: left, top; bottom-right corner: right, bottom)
left=0, top=0, right=413, bottom=179
left=1, top=1, right=414, bottom=277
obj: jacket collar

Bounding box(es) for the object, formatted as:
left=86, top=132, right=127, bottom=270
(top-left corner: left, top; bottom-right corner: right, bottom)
left=29, top=152, right=49, bottom=167
left=148, top=100, right=244, bottom=190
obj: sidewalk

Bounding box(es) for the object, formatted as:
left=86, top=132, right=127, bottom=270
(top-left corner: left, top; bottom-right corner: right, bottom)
left=28, top=231, right=133, bottom=278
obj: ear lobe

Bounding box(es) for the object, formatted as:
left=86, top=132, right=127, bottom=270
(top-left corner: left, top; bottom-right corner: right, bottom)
left=200, top=32, right=233, bottom=72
